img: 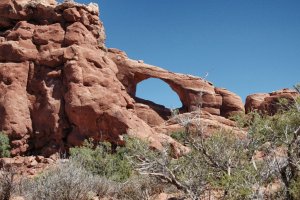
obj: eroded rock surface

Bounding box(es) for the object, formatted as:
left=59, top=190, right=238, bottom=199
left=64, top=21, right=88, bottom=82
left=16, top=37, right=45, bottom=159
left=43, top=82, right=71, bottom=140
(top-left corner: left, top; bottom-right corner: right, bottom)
left=0, top=0, right=246, bottom=156
left=245, top=89, right=299, bottom=115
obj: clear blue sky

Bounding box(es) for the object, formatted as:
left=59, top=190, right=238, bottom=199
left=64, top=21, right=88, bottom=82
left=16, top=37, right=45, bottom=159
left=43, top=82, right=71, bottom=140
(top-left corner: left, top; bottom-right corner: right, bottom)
left=77, top=0, right=300, bottom=108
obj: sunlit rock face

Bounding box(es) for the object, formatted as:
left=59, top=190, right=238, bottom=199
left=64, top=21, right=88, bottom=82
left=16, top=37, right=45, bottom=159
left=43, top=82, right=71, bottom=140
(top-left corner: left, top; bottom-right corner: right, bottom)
left=245, top=89, right=299, bottom=115
left=0, top=0, right=247, bottom=157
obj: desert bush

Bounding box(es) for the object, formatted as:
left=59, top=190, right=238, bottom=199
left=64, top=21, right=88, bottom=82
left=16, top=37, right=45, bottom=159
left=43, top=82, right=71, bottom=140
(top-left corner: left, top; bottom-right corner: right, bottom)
left=0, top=132, right=10, bottom=158
left=70, top=140, right=133, bottom=182
left=117, top=176, right=176, bottom=200
left=20, top=159, right=109, bottom=200
left=0, top=168, right=15, bottom=200
left=170, top=131, right=186, bottom=143
left=128, top=130, right=262, bottom=200
left=208, top=95, right=300, bottom=199
left=17, top=156, right=174, bottom=200
left=70, top=137, right=178, bottom=199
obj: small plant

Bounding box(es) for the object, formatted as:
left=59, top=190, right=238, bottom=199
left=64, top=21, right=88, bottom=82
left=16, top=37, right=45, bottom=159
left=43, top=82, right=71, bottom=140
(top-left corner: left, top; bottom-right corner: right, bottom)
left=70, top=139, right=133, bottom=182
left=0, top=132, right=10, bottom=158
left=170, top=131, right=186, bottom=143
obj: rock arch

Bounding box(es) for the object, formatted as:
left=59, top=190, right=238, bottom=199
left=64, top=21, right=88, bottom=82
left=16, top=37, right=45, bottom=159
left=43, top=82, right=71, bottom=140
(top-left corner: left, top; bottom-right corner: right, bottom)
left=129, top=70, right=214, bottom=113
left=107, top=49, right=222, bottom=114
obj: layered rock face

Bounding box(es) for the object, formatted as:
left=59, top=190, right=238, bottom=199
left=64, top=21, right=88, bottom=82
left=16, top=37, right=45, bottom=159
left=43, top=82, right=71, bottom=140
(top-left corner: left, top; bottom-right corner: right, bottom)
left=0, top=0, right=247, bottom=157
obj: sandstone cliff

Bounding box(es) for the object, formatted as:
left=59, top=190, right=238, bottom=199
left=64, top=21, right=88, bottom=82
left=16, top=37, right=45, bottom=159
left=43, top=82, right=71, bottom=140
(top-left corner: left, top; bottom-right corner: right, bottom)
left=0, top=0, right=297, bottom=157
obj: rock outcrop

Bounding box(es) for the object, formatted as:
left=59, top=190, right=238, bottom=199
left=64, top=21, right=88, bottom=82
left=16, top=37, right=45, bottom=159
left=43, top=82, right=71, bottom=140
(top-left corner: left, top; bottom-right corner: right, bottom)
left=0, top=0, right=246, bottom=157
left=0, top=154, right=57, bottom=176
left=245, top=89, right=299, bottom=115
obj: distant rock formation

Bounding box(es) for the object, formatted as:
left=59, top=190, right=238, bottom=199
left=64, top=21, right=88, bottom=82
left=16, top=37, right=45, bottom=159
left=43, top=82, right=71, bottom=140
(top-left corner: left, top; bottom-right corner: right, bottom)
left=245, top=89, right=299, bottom=115
left=1, top=0, right=295, bottom=157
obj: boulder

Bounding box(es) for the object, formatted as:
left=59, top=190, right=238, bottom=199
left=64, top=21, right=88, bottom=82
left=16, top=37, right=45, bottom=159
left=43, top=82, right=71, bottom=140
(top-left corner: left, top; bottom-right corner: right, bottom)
left=245, top=93, right=270, bottom=113
left=215, top=88, right=245, bottom=117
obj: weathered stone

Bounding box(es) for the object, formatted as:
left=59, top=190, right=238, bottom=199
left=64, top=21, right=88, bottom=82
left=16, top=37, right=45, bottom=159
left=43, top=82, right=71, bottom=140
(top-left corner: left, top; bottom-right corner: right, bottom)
left=6, top=21, right=35, bottom=41
left=134, top=103, right=166, bottom=127
left=0, top=40, right=38, bottom=62
left=64, top=22, right=97, bottom=46
left=63, top=7, right=81, bottom=22
left=0, top=62, right=31, bottom=155
left=0, top=0, right=252, bottom=157
left=33, top=23, right=65, bottom=45
left=245, top=93, right=270, bottom=113
left=215, top=88, right=245, bottom=117
left=246, top=89, right=299, bottom=115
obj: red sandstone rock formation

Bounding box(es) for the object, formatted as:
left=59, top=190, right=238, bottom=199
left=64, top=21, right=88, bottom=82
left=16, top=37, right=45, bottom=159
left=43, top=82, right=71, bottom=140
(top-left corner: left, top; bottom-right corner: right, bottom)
left=245, top=89, right=299, bottom=115
left=0, top=0, right=245, bottom=157
left=107, top=48, right=245, bottom=117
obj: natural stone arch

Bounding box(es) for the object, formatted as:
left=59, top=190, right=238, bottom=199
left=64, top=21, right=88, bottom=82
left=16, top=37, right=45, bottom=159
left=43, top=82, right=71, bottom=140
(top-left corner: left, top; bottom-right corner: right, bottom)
left=108, top=51, right=217, bottom=113
left=108, top=48, right=245, bottom=117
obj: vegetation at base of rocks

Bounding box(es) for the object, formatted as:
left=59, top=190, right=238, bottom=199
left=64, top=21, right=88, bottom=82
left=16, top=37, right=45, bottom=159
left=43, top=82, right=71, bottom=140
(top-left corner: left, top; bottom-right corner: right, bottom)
left=19, top=160, right=114, bottom=200
left=0, top=132, right=10, bottom=158
left=0, top=159, right=174, bottom=200
left=129, top=94, right=300, bottom=200
left=1, top=86, right=299, bottom=200
left=69, top=139, right=133, bottom=182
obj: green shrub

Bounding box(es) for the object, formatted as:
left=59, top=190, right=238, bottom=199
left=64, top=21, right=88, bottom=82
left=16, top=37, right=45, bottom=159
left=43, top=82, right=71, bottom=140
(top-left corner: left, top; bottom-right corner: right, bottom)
left=0, top=132, right=10, bottom=158
left=70, top=139, right=133, bottom=182
left=170, top=131, right=186, bottom=143
left=234, top=96, right=300, bottom=199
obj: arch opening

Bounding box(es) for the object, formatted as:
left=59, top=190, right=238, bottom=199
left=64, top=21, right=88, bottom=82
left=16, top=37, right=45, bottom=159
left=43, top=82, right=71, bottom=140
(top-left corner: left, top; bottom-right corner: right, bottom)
left=135, top=78, right=183, bottom=119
